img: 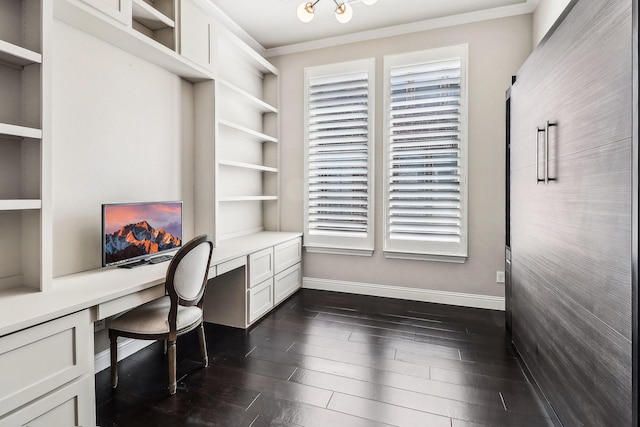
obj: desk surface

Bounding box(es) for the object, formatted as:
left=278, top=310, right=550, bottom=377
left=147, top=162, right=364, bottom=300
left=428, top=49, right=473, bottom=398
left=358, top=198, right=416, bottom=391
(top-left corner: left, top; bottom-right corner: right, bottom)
left=0, top=232, right=301, bottom=337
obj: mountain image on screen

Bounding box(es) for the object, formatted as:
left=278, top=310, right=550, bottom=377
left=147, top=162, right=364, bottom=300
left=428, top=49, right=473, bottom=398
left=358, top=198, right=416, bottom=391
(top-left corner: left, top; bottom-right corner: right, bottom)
left=104, top=221, right=182, bottom=264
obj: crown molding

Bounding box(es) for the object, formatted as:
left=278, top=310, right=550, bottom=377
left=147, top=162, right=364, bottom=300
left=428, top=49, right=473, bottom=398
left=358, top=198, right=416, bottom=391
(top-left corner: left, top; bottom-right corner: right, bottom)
left=265, top=2, right=538, bottom=58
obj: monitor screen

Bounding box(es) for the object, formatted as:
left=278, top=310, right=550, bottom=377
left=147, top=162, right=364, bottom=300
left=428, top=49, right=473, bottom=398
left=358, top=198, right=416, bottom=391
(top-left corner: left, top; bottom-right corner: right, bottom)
left=102, top=201, right=183, bottom=267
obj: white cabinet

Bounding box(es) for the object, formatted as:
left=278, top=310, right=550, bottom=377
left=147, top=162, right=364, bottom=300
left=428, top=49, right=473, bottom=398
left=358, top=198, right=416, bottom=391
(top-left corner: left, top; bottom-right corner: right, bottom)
left=0, top=376, right=95, bottom=427
left=73, top=0, right=131, bottom=25
left=0, top=0, right=51, bottom=292
left=179, top=0, right=214, bottom=71
left=0, top=310, right=95, bottom=426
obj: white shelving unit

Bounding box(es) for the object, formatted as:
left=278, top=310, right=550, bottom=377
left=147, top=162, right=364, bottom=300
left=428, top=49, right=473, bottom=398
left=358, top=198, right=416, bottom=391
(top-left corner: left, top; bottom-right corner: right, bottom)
left=195, top=25, right=280, bottom=245
left=0, top=0, right=51, bottom=292
left=130, top=0, right=176, bottom=50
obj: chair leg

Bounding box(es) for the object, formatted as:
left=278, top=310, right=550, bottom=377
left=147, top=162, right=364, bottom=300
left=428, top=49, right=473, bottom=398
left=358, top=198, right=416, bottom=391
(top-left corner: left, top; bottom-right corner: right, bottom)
left=110, top=336, right=118, bottom=389
left=168, top=340, right=177, bottom=395
left=163, top=339, right=168, bottom=355
left=198, top=323, right=208, bottom=367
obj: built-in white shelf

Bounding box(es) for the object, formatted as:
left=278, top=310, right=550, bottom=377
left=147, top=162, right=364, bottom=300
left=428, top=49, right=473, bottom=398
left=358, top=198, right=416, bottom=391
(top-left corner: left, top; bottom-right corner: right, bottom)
left=219, top=160, right=278, bottom=173
left=0, top=199, right=42, bottom=211
left=218, top=119, right=277, bottom=143
left=217, top=26, right=278, bottom=76
left=0, top=123, right=42, bottom=139
left=217, top=79, right=278, bottom=114
left=219, top=196, right=279, bottom=202
left=0, top=40, right=42, bottom=67
left=132, top=0, right=175, bottom=30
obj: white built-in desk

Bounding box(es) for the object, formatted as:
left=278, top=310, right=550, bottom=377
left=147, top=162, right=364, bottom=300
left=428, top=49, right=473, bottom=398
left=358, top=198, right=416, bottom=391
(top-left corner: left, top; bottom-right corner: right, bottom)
left=0, top=232, right=301, bottom=426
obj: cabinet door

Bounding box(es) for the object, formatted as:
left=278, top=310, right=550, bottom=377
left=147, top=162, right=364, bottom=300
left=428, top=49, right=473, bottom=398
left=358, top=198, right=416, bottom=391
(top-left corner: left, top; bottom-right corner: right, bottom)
left=509, top=0, right=632, bottom=425
left=72, top=0, right=131, bottom=25
left=0, top=310, right=92, bottom=417
left=180, top=0, right=214, bottom=71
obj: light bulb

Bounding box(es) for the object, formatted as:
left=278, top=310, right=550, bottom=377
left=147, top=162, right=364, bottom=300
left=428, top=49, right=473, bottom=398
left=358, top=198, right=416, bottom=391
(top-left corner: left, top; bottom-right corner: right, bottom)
left=335, top=2, right=353, bottom=23
left=362, top=0, right=377, bottom=4
left=297, top=2, right=315, bottom=23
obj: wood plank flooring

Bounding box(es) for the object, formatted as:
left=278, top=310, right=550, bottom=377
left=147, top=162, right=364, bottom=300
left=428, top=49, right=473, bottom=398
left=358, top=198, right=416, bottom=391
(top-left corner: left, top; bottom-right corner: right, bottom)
left=95, top=289, right=559, bottom=426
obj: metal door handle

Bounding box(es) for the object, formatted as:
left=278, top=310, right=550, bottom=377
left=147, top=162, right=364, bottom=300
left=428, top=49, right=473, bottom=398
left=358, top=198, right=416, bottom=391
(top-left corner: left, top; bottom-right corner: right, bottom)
left=536, top=127, right=545, bottom=184
left=544, top=120, right=557, bottom=183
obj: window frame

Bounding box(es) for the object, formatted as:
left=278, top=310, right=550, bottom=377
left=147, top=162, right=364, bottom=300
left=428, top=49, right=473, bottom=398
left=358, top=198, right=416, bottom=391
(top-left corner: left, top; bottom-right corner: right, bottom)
left=382, top=45, right=469, bottom=262
left=303, top=58, right=376, bottom=256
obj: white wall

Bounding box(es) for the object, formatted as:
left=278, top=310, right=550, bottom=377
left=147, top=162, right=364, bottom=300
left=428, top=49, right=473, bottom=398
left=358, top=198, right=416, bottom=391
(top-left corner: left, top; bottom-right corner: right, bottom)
left=532, top=0, right=573, bottom=47
left=51, top=21, right=195, bottom=277
left=271, top=14, right=532, bottom=298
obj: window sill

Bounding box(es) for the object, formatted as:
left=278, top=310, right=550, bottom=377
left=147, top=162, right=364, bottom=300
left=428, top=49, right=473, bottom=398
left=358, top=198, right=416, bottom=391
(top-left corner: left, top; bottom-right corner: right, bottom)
left=304, top=245, right=373, bottom=257
left=383, top=250, right=467, bottom=263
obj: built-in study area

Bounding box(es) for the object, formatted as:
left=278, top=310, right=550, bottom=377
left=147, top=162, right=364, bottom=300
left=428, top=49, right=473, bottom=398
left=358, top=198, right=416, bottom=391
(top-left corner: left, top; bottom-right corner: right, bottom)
left=0, top=0, right=301, bottom=425
left=0, top=0, right=636, bottom=426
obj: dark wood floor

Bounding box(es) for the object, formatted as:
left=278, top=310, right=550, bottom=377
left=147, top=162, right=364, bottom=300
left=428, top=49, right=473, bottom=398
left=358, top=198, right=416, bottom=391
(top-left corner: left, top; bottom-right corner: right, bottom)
left=95, top=289, right=559, bottom=426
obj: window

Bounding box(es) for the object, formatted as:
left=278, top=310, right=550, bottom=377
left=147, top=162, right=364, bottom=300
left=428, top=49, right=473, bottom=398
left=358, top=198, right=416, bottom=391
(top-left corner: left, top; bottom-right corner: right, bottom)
left=304, top=59, right=375, bottom=256
left=383, top=45, right=468, bottom=262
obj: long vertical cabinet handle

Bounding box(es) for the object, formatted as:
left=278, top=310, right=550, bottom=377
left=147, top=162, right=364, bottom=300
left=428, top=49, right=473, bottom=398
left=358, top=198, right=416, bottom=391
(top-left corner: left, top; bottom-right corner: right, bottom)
left=536, top=127, right=545, bottom=184
left=544, top=120, right=557, bottom=183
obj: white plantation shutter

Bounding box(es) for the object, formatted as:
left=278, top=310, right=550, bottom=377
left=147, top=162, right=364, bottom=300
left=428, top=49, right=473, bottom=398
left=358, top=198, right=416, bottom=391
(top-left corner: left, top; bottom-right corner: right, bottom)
left=384, top=46, right=468, bottom=261
left=304, top=60, right=375, bottom=255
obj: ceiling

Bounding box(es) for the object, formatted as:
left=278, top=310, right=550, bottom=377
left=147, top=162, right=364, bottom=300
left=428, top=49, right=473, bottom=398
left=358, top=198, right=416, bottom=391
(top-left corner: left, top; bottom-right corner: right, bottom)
left=207, top=0, right=538, bottom=51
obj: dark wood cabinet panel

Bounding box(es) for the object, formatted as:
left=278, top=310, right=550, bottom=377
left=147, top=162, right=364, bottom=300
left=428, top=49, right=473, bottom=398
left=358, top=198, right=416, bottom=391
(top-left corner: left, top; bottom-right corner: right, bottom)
left=509, top=0, right=633, bottom=425
left=510, top=0, right=631, bottom=173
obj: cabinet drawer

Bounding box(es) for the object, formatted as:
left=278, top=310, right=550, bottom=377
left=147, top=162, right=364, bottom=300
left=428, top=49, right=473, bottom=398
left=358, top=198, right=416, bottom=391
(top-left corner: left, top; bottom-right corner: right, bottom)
left=274, top=263, right=301, bottom=305
left=0, top=375, right=95, bottom=427
left=248, top=248, right=274, bottom=288
left=0, top=310, right=92, bottom=417
left=248, top=278, right=273, bottom=324
left=274, top=238, right=302, bottom=274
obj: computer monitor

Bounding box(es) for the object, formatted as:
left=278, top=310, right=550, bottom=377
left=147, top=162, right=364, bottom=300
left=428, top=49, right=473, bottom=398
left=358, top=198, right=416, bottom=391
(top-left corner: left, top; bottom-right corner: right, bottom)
left=102, top=201, right=183, bottom=268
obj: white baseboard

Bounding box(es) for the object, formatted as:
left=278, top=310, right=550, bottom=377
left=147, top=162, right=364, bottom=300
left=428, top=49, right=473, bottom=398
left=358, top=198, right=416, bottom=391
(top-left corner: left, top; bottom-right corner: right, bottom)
left=94, top=339, right=155, bottom=373
left=302, top=277, right=505, bottom=311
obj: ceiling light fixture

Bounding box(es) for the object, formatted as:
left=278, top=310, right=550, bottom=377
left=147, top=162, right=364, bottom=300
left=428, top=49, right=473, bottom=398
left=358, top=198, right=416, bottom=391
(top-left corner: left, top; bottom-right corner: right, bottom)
left=296, top=0, right=377, bottom=24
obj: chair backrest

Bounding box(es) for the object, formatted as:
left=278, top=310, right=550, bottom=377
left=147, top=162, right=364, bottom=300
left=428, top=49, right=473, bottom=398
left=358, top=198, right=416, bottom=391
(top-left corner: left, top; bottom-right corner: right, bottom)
left=165, top=234, right=214, bottom=307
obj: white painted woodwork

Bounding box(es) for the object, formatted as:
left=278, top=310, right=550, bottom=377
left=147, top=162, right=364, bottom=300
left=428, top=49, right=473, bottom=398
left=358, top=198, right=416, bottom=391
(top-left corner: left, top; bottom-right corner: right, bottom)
left=54, top=0, right=210, bottom=81
left=179, top=0, right=214, bottom=71
left=0, top=375, right=95, bottom=427
left=274, top=237, right=302, bottom=274
left=193, top=27, right=280, bottom=243
left=248, top=247, right=275, bottom=288
left=132, top=0, right=173, bottom=30
left=274, top=264, right=301, bottom=305
left=216, top=256, right=247, bottom=276
left=0, top=0, right=50, bottom=292
left=0, top=310, right=92, bottom=419
left=71, top=0, right=131, bottom=25
left=248, top=277, right=274, bottom=323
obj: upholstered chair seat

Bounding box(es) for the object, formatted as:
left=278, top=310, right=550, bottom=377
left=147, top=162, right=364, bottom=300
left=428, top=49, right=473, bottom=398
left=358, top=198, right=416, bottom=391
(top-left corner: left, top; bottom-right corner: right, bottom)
left=109, top=234, right=214, bottom=395
left=109, top=296, right=203, bottom=335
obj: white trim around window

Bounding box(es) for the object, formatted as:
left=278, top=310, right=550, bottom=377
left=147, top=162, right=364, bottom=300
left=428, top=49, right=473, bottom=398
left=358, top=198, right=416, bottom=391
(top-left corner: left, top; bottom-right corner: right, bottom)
left=383, top=45, right=469, bottom=262
left=303, top=59, right=375, bottom=256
